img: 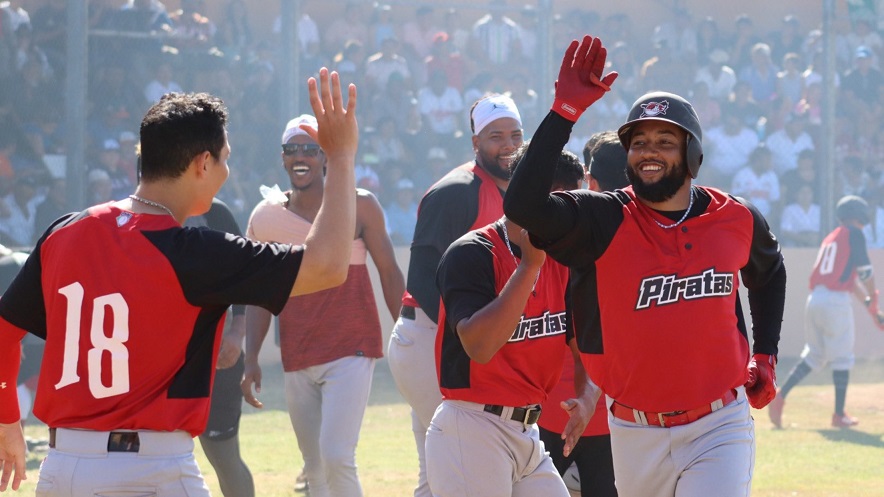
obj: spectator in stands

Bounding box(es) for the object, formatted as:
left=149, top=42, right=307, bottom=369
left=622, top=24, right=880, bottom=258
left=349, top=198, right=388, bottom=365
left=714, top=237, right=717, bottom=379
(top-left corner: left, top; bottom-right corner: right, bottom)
left=842, top=46, right=883, bottom=106
left=1, top=0, right=30, bottom=32
left=368, top=3, right=395, bottom=53
left=86, top=167, right=113, bottom=205
left=425, top=32, right=467, bottom=93
left=417, top=68, right=463, bottom=151
left=728, top=14, right=761, bottom=71
left=216, top=0, right=251, bottom=60
left=740, top=42, right=779, bottom=103
left=13, top=24, right=52, bottom=78
left=0, top=175, right=42, bottom=248
left=117, top=0, right=173, bottom=33
left=705, top=106, right=760, bottom=190
left=779, top=183, right=821, bottom=248
left=695, top=48, right=737, bottom=101
left=469, top=0, right=522, bottom=70
left=402, top=5, right=439, bottom=63
left=385, top=178, right=419, bottom=246
left=845, top=18, right=882, bottom=69
left=441, top=7, right=470, bottom=54
left=838, top=156, right=873, bottom=198
left=863, top=185, right=884, bottom=248
left=608, top=41, right=640, bottom=102
left=29, top=0, right=66, bottom=73
left=32, top=176, right=65, bottom=243
left=10, top=56, right=59, bottom=123
left=369, top=71, right=421, bottom=135
left=144, top=59, right=183, bottom=104
left=794, top=81, right=823, bottom=126
left=766, top=111, right=815, bottom=175
left=691, top=81, right=721, bottom=129
left=780, top=149, right=821, bottom=209
left=770, top=15, right=804, bottom=64
left=168, top=0, right=216, bottom=52
left=325, top=2, right=368, bottom=58
left=365, top=36, right=412, bottom=94
left=507, top=73, right=540, bottom=133
left=696, top=16, right=725, bottom=67
left=331, top=39, right=365, bottom=92
left=731, top=144, right=781, bottom=220
left=370, top=116, right=409, bottom=166
left=92, top=138, right=133, bottom=201
left=413, top=146, right=449, bottom=193
left=651, top=7, right=697, bottom=65
left=777, top=52, right=805, bottom=107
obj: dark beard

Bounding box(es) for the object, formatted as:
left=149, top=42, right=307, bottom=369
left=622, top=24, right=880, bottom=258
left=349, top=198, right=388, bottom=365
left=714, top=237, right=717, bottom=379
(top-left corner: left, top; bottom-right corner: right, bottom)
left=627, top=160, right=689, bottom=203
left=477, top=150, right=511, bottom=181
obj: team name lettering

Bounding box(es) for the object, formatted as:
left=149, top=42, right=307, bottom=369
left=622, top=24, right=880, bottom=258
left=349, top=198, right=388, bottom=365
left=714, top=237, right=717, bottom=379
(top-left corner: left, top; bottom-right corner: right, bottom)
left=636, top=269, right=734, bottom=309
left=509, top=311, right=568, bottom=342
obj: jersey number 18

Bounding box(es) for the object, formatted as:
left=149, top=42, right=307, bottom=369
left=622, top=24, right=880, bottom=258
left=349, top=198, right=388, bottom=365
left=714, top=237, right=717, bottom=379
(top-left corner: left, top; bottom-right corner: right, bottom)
left=54, top=282, right=130, bottom=399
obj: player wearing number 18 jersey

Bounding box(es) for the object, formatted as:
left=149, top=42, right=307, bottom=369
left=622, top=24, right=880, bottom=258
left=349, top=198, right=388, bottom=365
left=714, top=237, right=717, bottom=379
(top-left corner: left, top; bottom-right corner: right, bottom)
left=0, top=70, right=358, bottom=494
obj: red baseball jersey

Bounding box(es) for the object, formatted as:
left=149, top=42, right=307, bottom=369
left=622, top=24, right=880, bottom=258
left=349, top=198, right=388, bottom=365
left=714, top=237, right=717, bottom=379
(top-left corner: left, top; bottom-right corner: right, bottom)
left=435, top=221, right=571, bottom=407
left=0, top=204, right=302, bottom=434
left=545, top=186, right=782, bottom=412
left=402, top=162, right=505, bottom=317
left=809, top=225, right=870, bottom=292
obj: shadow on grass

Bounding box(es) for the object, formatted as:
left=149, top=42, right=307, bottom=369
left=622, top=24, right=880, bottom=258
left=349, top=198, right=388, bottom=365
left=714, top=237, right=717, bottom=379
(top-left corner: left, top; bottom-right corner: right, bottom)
left=818, top=428, right=884, bottom=448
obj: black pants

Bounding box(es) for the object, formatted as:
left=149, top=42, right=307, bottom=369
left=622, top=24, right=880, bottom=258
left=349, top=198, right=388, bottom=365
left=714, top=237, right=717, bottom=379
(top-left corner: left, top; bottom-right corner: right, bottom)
left=539, top=427, right=618, bottom=496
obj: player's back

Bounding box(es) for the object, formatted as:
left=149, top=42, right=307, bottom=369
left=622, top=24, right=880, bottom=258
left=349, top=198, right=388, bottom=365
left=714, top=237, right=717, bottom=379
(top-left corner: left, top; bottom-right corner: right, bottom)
left=2, top=203, right=300, bottom=435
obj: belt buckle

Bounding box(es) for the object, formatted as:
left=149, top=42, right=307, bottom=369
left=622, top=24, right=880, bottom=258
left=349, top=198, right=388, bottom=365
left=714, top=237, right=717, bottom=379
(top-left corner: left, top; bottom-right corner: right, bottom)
left=108, top=432, right=140, bottom=453
left=657, top=410, right=686, bottom=427
left=519, top=405, right=541, bottom=431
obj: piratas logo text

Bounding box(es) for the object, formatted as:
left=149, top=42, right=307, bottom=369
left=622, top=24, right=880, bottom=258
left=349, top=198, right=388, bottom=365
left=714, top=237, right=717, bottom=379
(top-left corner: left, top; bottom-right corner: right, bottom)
left=636, top=269, right=734, bottom=309
left=509, top=311, right=568, bottom=342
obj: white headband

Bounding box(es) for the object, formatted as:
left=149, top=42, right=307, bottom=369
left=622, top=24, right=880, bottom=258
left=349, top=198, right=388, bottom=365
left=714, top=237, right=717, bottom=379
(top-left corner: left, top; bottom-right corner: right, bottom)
left=281, top=114, right=318, bottom=144
left=472, top=94, right=522, bottom=135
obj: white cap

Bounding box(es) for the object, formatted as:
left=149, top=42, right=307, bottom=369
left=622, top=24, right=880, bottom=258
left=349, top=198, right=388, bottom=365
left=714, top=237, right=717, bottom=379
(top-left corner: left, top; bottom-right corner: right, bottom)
left=471, top=94, right=521, bottom=136
left=281, top=114, right=318, bottom=144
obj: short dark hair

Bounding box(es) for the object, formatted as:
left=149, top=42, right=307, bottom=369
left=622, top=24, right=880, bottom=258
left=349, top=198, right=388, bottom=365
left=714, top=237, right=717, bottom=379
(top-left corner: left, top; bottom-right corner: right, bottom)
left=586, top=131, right=629, bottom=191
left=510, top=141, right=583, bottom=190
left=139, top=93, right=228, bottom=181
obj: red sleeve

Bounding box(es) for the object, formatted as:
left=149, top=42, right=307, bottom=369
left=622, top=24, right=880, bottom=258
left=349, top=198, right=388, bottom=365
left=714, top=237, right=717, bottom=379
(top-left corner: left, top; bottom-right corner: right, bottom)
left=0, top=318, right=26, bottom=423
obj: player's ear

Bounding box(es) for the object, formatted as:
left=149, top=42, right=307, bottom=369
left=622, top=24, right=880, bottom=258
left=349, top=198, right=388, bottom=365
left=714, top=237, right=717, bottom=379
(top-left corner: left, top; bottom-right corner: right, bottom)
left=472, top=134, right=480, bottom=153
left=190, top=151, right=213, bottom=178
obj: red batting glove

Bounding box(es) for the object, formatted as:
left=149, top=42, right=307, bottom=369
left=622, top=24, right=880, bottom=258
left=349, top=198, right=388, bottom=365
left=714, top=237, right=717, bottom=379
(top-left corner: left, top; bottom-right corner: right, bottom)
left=551, top=35, right=619, bottom=122
left=744, top=353, right=777, bottom=409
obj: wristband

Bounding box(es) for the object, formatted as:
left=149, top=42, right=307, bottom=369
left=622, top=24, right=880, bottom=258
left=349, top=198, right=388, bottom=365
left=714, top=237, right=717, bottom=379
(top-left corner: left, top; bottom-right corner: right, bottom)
left=551, top=98, right=584, bottom=122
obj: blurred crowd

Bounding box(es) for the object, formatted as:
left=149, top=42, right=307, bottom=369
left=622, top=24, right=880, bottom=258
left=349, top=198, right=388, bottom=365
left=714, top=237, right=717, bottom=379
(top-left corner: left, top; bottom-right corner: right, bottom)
left=2, top=0, right=884, bottom=249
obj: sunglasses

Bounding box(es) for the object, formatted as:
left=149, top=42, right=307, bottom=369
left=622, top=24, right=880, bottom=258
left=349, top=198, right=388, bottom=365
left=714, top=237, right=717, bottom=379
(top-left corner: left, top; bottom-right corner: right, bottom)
left=282, top=143, right=321, bottom=157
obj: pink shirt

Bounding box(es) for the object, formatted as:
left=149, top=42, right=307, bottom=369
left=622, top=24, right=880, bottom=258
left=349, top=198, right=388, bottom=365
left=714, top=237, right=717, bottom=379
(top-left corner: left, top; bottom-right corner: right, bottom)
left=247, top=198, right=383, bottom=371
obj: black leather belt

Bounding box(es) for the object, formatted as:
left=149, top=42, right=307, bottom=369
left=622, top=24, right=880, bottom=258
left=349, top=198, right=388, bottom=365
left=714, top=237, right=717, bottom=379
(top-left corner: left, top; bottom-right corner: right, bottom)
left=49, top=427, right=141, bottom=453
left=400, top=305, right=416, bottom=320
left=483, top=404, right=542, bottom=425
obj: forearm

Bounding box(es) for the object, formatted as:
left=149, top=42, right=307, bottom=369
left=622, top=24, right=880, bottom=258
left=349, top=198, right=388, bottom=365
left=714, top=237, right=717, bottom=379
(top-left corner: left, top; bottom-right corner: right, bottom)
left=243, top=306, right=272, bottom=364
left=380, top=271, right=406, bottom=320
left=456, top=262, right=540, bottom=364
left=0, top=326, right=25, bottom=423
left=223, top=313, right=246, bottom=344
left=504, top=112, right=578, bottom=241
left=748, top=263, right=787, bottom=355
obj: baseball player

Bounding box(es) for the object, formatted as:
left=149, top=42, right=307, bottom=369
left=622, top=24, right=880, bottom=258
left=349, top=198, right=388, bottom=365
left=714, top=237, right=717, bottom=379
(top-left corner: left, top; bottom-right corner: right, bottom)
left=537, top=132, right=627, bottom=497
left=186, top=199, right=254, bottom=497
left=240, top=113, right=405, bottom=497
left=505, top=36, right=786, bottom=496
left=428, top=145, right=595, bottom=497
left=0, top=68, right=358, bottom=494
left=387, top=93, right=523, bottom=497
left=769, top=195, right=884, bottom=429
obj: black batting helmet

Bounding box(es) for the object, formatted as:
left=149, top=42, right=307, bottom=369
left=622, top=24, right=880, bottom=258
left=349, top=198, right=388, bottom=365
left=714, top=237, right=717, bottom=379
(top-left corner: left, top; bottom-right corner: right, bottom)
left=617, top=91, right=704, bottom=178
left=836, top=195, right=870, bottom=225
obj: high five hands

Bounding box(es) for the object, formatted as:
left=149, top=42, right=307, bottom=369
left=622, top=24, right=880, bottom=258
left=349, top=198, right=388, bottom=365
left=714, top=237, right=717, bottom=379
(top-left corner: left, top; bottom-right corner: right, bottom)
left=552, top=35, right=619, bottom=122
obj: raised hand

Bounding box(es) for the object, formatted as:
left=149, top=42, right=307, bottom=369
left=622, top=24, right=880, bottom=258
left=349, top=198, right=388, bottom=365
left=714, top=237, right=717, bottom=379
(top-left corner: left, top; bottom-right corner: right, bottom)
left=303, top=68, right=358, bottom=164
left=552, top=35, right=619, bottom=122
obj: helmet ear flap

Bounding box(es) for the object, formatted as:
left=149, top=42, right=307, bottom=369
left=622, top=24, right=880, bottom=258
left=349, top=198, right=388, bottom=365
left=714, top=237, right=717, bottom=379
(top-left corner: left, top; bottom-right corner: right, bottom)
left=686, top=134, right=703, bottom=178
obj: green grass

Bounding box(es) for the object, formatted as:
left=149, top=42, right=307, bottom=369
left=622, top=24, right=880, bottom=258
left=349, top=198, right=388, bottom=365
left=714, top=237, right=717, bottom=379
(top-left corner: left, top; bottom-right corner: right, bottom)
left=17, top=358, right=884, bottom=496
